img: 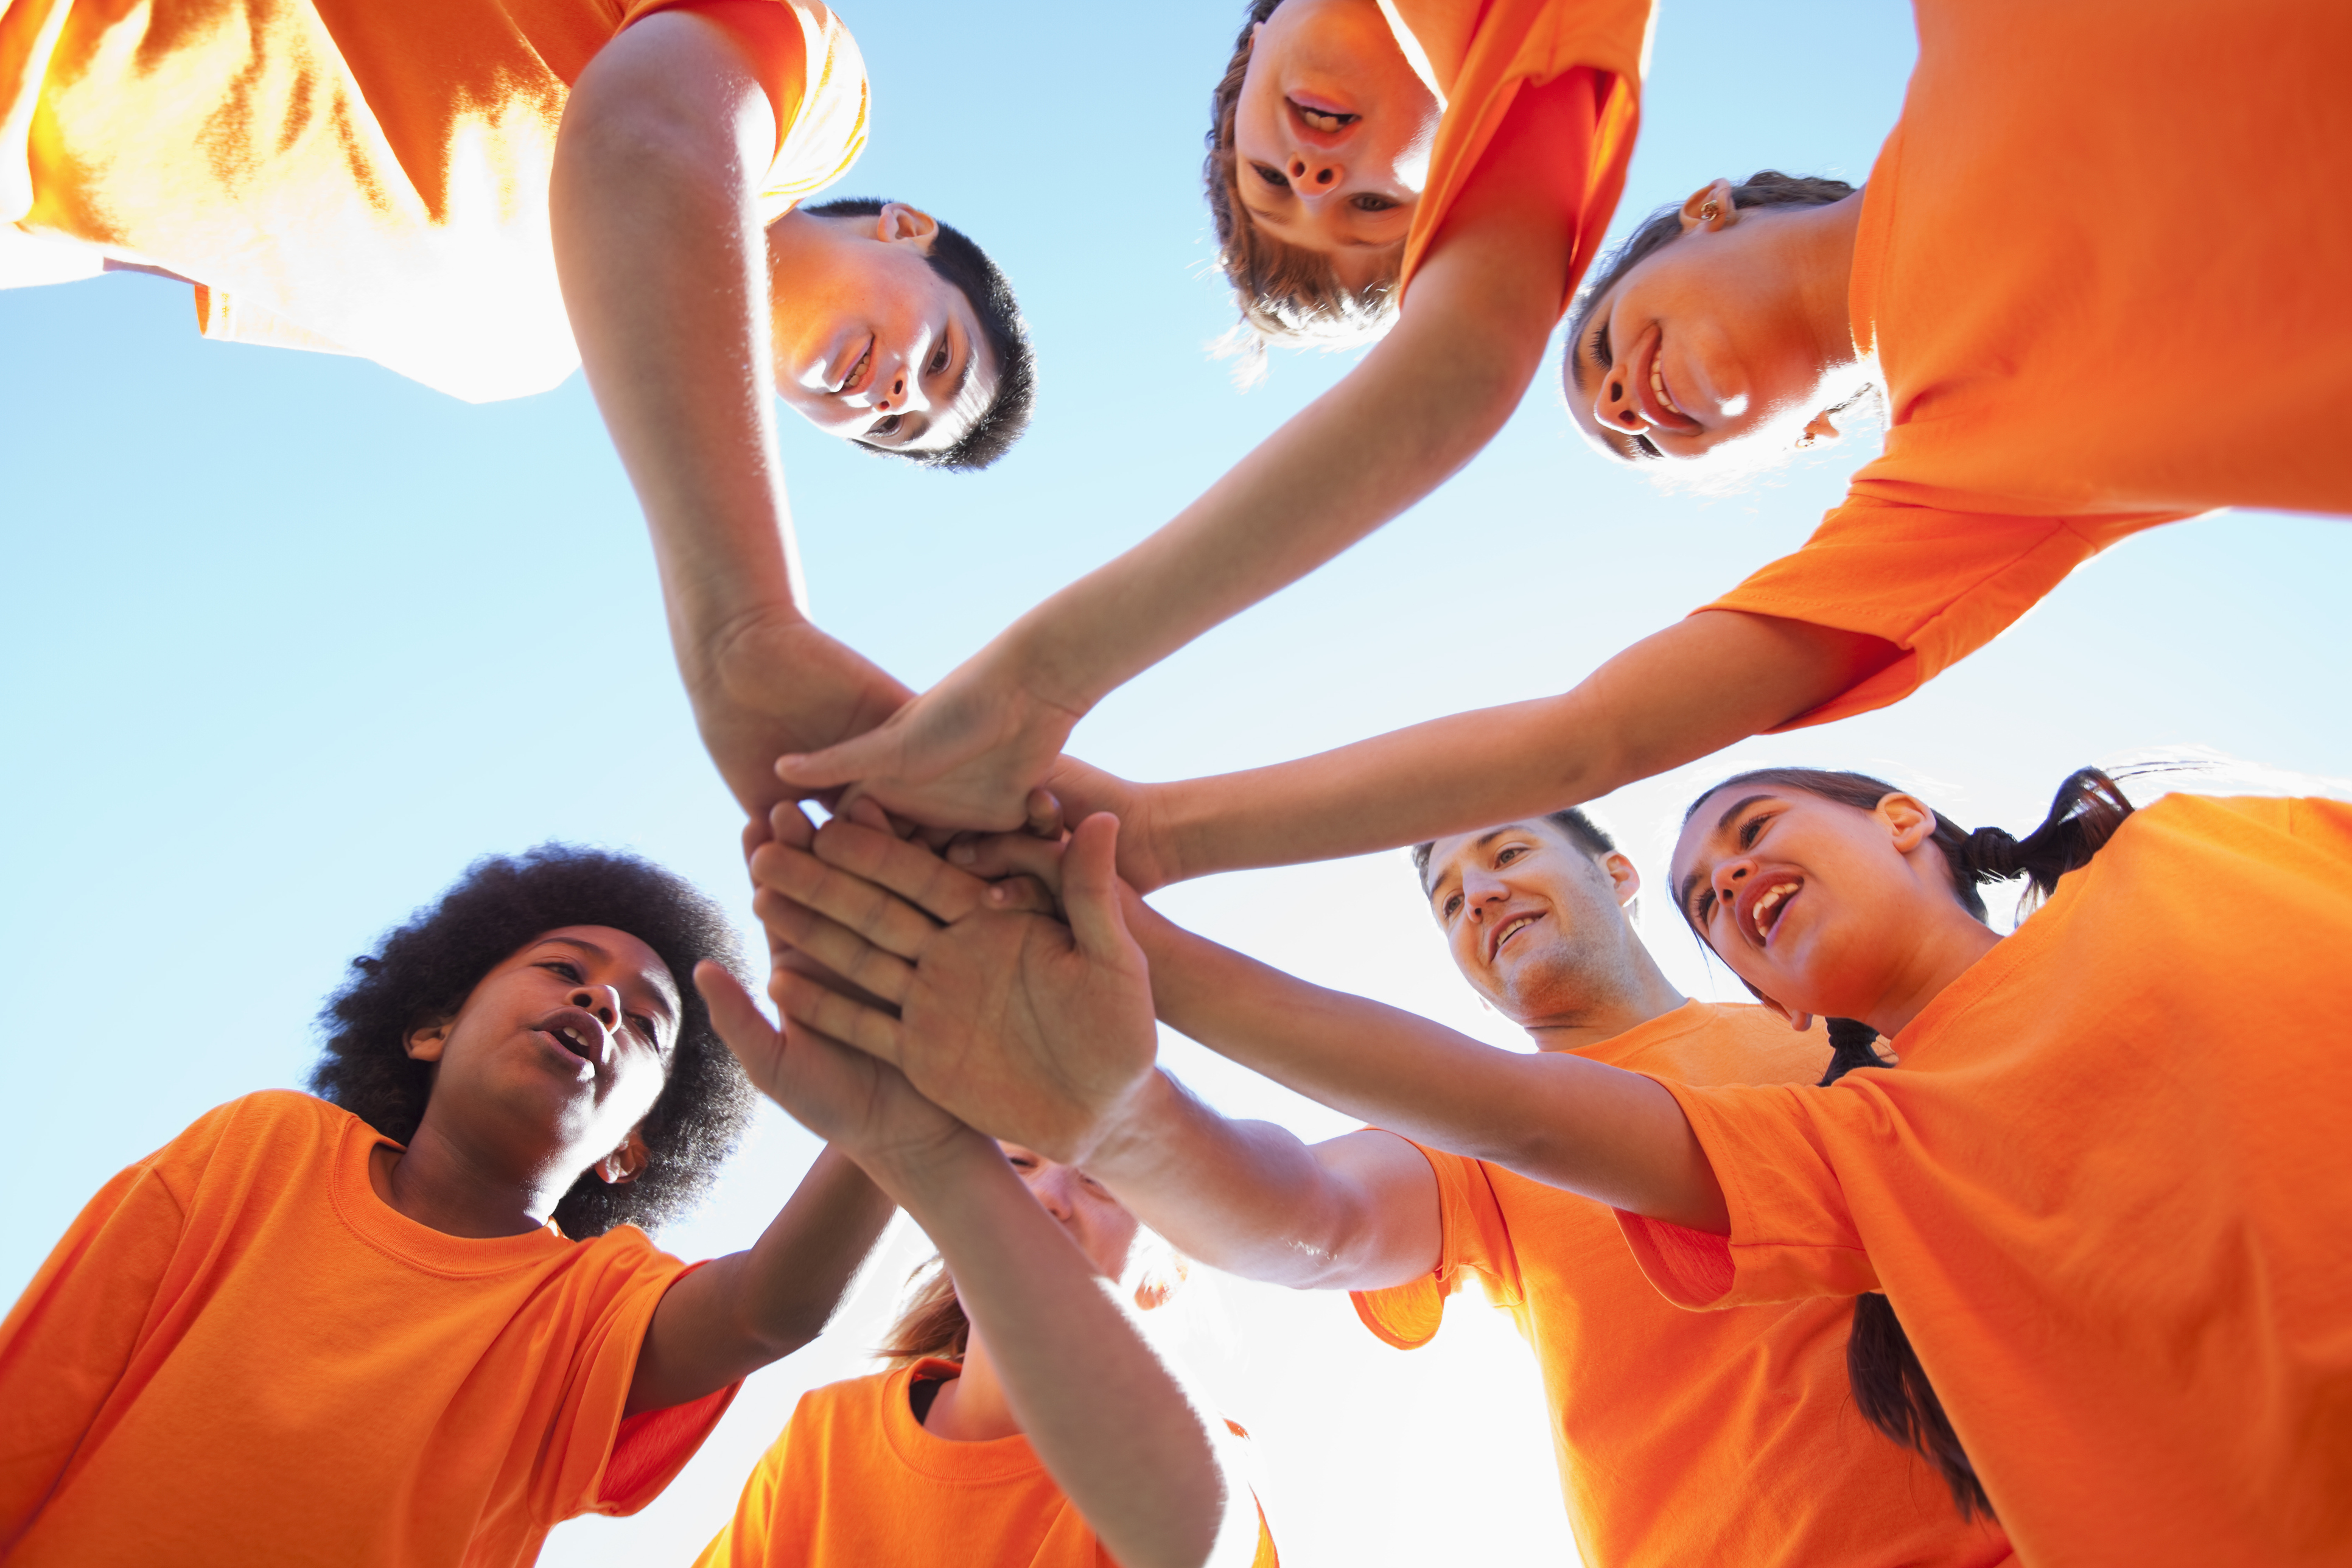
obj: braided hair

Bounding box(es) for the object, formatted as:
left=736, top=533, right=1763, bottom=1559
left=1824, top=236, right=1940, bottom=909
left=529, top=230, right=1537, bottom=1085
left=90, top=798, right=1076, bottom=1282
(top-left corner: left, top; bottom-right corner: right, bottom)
left=1682, top=765, right=2139, bottom=1519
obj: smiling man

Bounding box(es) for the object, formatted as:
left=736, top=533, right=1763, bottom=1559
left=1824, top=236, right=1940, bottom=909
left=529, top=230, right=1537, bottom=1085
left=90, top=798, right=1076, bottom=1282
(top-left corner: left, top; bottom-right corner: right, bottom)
left=747, top=805, right=2015, bottom=1568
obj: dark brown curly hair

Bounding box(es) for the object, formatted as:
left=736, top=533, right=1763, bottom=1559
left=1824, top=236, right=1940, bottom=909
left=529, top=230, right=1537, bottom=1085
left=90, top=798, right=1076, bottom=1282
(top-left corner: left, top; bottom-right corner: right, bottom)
left=1203, top=0, right=1401, bottom=373
left=309, top=845, right=757, bottom=1238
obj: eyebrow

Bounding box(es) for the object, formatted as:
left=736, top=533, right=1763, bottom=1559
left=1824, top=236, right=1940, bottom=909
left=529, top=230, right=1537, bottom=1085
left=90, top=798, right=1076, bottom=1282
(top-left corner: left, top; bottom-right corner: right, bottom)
left=1675, top=794, right=1776, bottom=919
left=1424, top=827, right=1524, bottom=899
left=537, top=935, right=678, bottom=1023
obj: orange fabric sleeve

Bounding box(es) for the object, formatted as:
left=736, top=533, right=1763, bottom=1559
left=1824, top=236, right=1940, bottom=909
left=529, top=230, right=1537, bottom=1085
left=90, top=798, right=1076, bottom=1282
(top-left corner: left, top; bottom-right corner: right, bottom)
left=1618, top=1079, right=1882, bottom=1310
left=1350, top=1140, right=1517, bottom=1348
left=1698, top=499, right=2173, bottom=730
left=1397, top=0, right=1650, bottom=309
left=0, top=1140, right=194, bottom=1549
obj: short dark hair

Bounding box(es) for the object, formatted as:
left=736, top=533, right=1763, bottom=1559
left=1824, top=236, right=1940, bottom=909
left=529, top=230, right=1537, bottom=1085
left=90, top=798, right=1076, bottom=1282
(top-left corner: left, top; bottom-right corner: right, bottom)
left=1410, top=807, right=1619, bottom=885
left=1566, top=172, right=1861, bottom=460
left=309, top=845, right=757, bottom=1238
left=804, top=198, right=1035, bottom=470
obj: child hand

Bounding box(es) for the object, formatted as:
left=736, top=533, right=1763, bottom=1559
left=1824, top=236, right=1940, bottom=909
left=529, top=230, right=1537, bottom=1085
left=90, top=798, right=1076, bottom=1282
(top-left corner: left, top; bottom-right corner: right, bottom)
left=695, top=958, right=979, bottom=1185
left=755, top=814, right=1160, bottom=1166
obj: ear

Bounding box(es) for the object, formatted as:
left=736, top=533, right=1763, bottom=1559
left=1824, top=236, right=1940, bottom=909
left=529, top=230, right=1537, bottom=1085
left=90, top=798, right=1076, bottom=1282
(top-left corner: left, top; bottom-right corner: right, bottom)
left=404, top=1020, right=451, bottom=1064
left=1796, top=409, right=1842, bottom=448
left=1132, top=1253, right=1189, bottom=1312
left=1601, top=852, right=1642, bottom=909
left=1679, top=178, right=1738, bottom=235
left=595, top=1128, right=650, bottom=1187
left=875, top=202, right=941, bottom=249
left=1878, top=794, right=1937, bottom=855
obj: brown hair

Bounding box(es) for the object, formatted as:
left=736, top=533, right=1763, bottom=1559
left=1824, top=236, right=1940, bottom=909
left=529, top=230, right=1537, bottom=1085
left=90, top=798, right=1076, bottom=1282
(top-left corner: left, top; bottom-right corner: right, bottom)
left=1203, top=0, right=1401, bottom=376
left=1409, top=807, right=1618, bottom=886
left=1566, top=172, right=1864, bottom=460
left=877, top=1256, right=969, bottom=1368
left=1678, top=764, right=2140, bottom=1520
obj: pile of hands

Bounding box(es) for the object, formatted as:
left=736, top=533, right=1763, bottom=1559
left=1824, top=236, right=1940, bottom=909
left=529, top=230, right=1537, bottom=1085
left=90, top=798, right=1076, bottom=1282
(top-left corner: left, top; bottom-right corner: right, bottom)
left=698, top=787, right=1170, bottom=1203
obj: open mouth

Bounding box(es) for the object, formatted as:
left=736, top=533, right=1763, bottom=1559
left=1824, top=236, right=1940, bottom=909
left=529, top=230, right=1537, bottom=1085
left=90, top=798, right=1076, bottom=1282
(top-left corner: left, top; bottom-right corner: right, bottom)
left=1286, top=96, right=1358, bottom=136
left=1742, top=878, right=1802, bottom=945
left=1489, top=911, right=1543, bottom=961
left=1628, top=327, right=1699, bottom=433
left=833, top=335, right=876, bottom=396
left=533, top=1006, right=607, bottom=1074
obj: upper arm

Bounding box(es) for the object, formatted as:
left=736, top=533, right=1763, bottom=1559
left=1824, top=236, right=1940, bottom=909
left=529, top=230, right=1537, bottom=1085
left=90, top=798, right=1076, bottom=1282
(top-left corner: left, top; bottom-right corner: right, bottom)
left=564, top=5, right=777, bottom=172
left=1300, top=1128, right=1444, bottom=1291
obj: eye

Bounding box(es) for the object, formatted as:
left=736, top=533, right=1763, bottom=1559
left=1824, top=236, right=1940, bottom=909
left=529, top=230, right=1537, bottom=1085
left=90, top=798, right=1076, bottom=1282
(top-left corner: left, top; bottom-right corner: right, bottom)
left=1587, top=320, right=1614, bottom=373
left=627, top=1012, right=659, bottom=1046
left=1692, top=886, right=1717, bottom=923
left=1738, top=812, right=1768, bottom=849
left=1006, top=1152, right=1038, bottom=1171
left=1494, top=845, right=1526, bottom=866
left=541, top=959, right=583, bottom=984
left=1441, top=892, right=1463, bottom=919
left=1350, top=193, right=1397, bottom=212
left=927, top=339, right=951, bottom=376
left=869, top=413, right=903, bottom=438
left=1251, top=163, right=1289, bottom=189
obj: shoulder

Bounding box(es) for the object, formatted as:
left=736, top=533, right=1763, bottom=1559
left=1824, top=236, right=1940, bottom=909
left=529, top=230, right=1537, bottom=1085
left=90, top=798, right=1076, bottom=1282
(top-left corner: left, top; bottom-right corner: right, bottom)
left=1600, top=1003, right=1829, bottom=1087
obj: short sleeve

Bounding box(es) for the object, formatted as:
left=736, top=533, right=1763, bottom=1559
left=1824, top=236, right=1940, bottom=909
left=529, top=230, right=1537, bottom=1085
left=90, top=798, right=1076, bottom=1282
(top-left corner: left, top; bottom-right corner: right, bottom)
left=1615, top=1080, right=1880, bottom=1311
left=537, top=1242, right=740, bottom=1522
left=1701, top=496, right=2169, bottom=729
left=1350, top=1141, right=1517, bottom=1349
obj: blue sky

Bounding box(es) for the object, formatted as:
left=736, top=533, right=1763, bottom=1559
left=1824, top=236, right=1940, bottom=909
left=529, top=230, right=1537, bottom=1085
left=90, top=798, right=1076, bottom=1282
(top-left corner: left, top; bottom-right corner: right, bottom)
left=5, top=2, right=2347, bottom=1561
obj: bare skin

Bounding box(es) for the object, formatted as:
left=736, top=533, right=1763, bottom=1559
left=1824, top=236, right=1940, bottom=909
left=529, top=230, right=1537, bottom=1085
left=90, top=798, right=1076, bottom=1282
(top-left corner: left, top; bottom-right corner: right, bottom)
left=707, top=909, right=1258, bottom=1568
left=360, top=923, right=896, bottom=1416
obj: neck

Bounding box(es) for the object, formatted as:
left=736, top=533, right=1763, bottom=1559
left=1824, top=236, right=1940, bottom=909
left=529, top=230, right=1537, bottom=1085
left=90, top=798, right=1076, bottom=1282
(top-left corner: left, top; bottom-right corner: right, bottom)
left=1785, top=194, right=1867, bottom=374
left=1514, top=950, right=1687, bottom=1054
left=920, top=1326, right=1023, bottom=1441
left=1865, top=915, right=2004, bottom=1039
left=369, top=1111, right=576, bottom=1240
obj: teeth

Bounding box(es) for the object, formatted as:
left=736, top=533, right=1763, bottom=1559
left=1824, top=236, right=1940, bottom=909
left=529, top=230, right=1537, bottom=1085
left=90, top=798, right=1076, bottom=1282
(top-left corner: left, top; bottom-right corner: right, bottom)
left=1751, top=882, right=1798, bottom=937
left=1651, top=362, right=1685, bottom=416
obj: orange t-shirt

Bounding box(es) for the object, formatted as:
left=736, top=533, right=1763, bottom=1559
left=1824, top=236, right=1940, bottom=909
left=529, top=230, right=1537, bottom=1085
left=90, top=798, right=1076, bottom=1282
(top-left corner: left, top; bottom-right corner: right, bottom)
left=1390, top=0, right=1652, bottom=310
left=0, top=0, right=868, bottom=401
left=0, top=1090, right=733, bottom=1567
left=1703, top=0, right=2352, bottom=727
left=1619, top=796, right=2352, bottom=1565
left=694, top=1360, right=1280, bottom=1567
left=1354, top=1001, right=2011, bottom=1568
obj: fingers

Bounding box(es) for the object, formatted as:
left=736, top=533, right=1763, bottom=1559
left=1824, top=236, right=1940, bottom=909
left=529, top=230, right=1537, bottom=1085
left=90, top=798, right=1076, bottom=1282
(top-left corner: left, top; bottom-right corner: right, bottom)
left=770, top=962, right=908, bottom=1067
left=766, top=799, right=817, bottom=852
left=1061, top=813, right=1136, bottom=961
left=752, top=838, right=942, bottom=961
left=752, top=886, right=917, bottom=1006
left=805, top=814, right=1036, bottom=925
left=1023, top=786, right=1065, bottom=840
left=775, top=734, right=872, bottom=791
left=945, top=830, right=1068, bottom=889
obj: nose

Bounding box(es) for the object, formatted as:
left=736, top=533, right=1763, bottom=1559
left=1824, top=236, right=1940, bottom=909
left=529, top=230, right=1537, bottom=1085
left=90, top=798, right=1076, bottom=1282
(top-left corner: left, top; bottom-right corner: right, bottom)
left=570, top=984, right=623, bottom=1032
left=1287, top=150, right=1343, bottom=197
left=1461, top=865, right=1511, bottom=921
left=1710, top=859, right=1754, bottom=920
left=1594, top=365, right=1645, bottom=435
left=1026, top=1163, right=1077, bottom=1221
left=869, top=342, right=936, bottom=416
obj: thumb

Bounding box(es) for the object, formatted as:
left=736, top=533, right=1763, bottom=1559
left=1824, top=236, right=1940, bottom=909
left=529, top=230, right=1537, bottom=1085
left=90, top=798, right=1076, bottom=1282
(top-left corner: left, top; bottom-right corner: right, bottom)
left=696, top=960, right=783, bottom=1079
left=775, top=732, right=880, bottom=791
left=1062, top=813, right=1136, bottom=962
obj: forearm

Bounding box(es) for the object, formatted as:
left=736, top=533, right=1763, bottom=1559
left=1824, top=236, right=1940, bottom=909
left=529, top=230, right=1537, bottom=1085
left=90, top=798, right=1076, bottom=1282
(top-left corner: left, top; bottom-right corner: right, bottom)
left=1087, top=1073, right=1430, bottom=1291
left=552, top=12, right=799, bottom=677
left=1154, top=610, right=1900, bottom=881
left=898, top=1146, right=1245, bottom=1568
left=1136, top=909, right=1727, bottom=1231
left=627, top=1146, right=894, bottom=1412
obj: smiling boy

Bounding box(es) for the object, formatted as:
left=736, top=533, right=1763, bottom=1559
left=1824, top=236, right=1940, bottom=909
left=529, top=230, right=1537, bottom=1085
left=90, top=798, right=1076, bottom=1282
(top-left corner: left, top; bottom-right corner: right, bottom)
left=749, top=808, right=2013, bottom=1567
left=0, top=845, right=894, bottom=1566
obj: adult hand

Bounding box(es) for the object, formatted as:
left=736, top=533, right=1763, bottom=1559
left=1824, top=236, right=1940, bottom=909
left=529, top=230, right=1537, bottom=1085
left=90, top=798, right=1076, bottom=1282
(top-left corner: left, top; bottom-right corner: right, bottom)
left=755, top=813, right=1160, bottom=1165
left=772, top=653, right=1079, bottom=833
left=691, top=611, right=914, bottom=819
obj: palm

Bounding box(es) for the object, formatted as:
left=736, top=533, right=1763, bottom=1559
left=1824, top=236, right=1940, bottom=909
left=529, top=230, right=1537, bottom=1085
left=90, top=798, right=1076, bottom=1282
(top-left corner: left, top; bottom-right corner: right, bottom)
left=891, top=910, right=1157, bottom=1164
left=782, top=665, right=1078, bottom=835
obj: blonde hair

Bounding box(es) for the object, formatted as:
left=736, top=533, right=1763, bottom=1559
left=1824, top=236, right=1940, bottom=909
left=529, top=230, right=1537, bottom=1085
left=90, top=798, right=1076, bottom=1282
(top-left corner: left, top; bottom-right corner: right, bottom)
left=874, top=1244, right=1192, bottom=1369
left=1204, top=0, right=1401, bottom=380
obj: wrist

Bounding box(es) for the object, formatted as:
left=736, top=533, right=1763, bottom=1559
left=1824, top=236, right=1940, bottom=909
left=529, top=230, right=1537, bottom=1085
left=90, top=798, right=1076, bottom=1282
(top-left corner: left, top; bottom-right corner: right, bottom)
left=856, top=1124, right=997, bottom=1206
left=1080, top=1069, right=1183, bottom=1185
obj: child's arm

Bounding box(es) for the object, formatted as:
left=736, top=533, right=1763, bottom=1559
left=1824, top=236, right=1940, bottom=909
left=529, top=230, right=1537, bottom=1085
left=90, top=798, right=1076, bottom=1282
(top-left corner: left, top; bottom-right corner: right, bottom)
left=763, top=813, right=1729, bottom=1234
left=701, top=962, right=1256, bottom=1568
left=772, top=74, right=1602, bottom=828
left=553, top=9, right=910, bottom=816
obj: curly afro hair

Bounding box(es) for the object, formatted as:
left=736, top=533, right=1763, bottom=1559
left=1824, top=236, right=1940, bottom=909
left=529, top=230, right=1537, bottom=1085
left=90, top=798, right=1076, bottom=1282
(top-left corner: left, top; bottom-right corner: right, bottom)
left=309, top=845, right=758, bottom=1239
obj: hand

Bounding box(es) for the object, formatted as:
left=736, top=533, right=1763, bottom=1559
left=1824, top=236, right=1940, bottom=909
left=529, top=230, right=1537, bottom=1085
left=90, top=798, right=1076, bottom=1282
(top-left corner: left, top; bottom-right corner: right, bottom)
left=696, top=957, right=981, bottom=1186
left=771, top=653, right=1081, bottom=833
left=754, top=814, right=1160, bottom=1164
left=690, top=611, right=914, bottom=817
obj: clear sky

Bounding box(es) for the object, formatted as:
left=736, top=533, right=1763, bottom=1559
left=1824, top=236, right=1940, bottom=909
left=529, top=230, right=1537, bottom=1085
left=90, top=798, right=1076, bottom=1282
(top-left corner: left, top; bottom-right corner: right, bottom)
left=4, top=2, right=2348, bottom=1563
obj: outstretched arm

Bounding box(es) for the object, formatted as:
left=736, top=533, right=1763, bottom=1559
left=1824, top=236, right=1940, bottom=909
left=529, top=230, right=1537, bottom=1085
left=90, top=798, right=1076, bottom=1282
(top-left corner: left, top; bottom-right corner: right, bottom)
left=554, top=7, right=911, bottom=814
left=773, top=74, right=1600, bottom=828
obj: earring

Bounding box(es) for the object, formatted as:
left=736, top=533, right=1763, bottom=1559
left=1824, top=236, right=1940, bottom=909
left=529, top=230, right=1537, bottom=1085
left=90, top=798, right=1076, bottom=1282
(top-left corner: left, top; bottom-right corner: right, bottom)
left=1699, top=200, right=1721, bottom=221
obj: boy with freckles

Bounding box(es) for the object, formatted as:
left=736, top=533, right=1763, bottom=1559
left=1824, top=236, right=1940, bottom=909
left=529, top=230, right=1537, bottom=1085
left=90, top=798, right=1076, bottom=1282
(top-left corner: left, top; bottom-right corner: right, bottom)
left=749, top=805, right=2012, bottom=1567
